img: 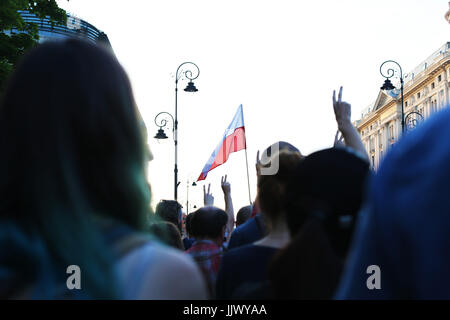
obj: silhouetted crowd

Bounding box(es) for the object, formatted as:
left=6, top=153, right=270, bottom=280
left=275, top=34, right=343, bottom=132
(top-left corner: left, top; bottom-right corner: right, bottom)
left=1, top=38, right=449, bottom=299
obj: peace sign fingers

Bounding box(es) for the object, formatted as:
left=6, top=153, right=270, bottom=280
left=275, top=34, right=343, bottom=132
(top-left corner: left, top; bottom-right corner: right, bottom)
left=221, top=175, right=230, bottom=194
left=203, top=183, right=214, bottom=206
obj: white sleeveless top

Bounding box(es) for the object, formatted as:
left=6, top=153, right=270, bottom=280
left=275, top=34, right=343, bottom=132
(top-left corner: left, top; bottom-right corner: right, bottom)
left=116, top=242, right=208, bottom=299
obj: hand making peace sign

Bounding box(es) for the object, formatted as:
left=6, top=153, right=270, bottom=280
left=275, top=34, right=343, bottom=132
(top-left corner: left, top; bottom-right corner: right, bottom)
left=203, top=183, right=214, bottom=206
left=333, top=86, right=352, bottom=131
left=221, top=175, right=231, bottom=195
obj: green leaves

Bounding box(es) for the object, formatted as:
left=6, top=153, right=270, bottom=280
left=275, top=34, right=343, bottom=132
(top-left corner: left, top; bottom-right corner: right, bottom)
left=0, top=0, right=68, bottom=91
left=26, top=0, right=67, bottom=27
left=0, top=59, right=13, bottom=92
left=0, top=0, right=28, bottom=31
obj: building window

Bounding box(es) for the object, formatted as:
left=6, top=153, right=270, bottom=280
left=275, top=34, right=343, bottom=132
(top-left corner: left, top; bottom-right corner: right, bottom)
left=432, top=82, right=435, bottom=89
left=405, top=101, right=408, bottom=107
left=371, top=156, right=375, bottom=168
left=432, top=99, right=438, bottom=113
left=389, top=125, right=394, bottom=142
left=438, top=75, right=442, bottom=82
left=417, top=92, right=421, bottom=99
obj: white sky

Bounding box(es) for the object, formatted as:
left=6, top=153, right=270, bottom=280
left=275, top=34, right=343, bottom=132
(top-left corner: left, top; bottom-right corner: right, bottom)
left=57, top=0, right=449, bottom=213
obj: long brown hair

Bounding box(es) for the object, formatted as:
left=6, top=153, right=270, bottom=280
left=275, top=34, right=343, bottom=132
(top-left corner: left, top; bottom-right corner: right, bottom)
left=257, top=150, right=303, bottom=228
left=0, top=39, right=150, bottom=298
left=268, top=148, right=370, bottom=299
left=269, top=218, right=342, bottom=299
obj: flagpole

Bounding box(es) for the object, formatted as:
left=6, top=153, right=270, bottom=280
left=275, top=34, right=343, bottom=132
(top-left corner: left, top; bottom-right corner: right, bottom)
left=242, top=104, right=252, bottom=205
left=244, top=147, right=252, bottom=205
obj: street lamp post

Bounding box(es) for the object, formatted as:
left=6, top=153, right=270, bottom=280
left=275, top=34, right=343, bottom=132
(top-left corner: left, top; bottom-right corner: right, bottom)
left=380, top=60, right=405, bottom=133
left=154, top=62, right=200, bottom=201
left=154, top=112, right=173, bottom=139
left=186, top=181, right=197, bottom=215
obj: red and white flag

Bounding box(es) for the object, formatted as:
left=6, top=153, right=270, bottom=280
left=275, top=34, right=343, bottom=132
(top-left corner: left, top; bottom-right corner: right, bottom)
left=197, top=105, right=246, bottom=181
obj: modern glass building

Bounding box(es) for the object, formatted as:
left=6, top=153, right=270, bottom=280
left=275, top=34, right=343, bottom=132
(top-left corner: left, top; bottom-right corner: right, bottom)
left=14, top=10, right=111, bottom=47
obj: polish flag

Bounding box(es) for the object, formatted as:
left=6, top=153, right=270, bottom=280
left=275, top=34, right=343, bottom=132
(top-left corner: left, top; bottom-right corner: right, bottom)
left=197, top=105, right=246, bottom=181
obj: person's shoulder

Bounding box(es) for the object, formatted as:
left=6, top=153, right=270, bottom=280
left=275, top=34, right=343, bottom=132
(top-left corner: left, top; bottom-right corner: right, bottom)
left=123, top=242, right=197, bottom=274
left=221, top=244, right=274, bottom=276
left=230, top=217, right=258, bottom=240
left=224, top=243, right=258, bottom=260
left=239, top=216, right=259, bottom=231
left=118, top=242, right=208, bottom=299
left=228, top=223, right=245, bottom=249
left=226, top=244, right=279, bottom=264
left=219, top=244, right=254, bottom=275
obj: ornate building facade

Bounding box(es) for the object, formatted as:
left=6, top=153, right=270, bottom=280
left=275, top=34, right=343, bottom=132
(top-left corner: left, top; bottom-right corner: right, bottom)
left=356, top=42, right=450, bottom=169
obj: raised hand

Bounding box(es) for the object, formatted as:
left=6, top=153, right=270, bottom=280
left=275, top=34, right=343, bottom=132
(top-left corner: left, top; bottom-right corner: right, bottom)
left=333, top=86, right=352, bottom=131
left=203, top=183, right=214, bottom=206
left=221, top=175, right=231, bottom=195
left=221, top=175, right=235, bottom=237
left=333, top=129, right=345, bottom=148
left=255, top=150, right=261, bottom=176
left=331, top=86, right=369, bottom=162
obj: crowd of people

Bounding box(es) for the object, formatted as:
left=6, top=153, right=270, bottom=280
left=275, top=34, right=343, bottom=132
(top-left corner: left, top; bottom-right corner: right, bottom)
left=0, top=38, right=449, bottom=299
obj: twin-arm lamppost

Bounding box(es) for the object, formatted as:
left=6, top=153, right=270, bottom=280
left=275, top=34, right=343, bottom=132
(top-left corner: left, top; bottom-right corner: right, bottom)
left=154, top=62, right=200, bottom=201
left=380, top=60, right=405, bottom=133
left=379, top=60, right=424, bottom=133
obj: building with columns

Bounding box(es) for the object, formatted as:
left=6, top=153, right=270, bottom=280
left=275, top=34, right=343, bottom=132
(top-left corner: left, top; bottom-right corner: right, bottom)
left=356, top=42, right=450, bottom=169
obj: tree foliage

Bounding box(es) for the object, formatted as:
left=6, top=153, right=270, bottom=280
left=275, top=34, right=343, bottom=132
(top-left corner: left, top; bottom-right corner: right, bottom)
left=0, top=0, right=68, bottom=91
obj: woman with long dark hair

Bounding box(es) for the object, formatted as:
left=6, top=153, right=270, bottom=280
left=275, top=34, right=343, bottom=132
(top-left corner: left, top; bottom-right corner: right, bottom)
left=269, top=148, right=370, bottom=299
left=0, top=39, right=207, bottom=299
left=268, top=88, right=370, bottom=299
left=215, top=148, right=303, bottom=299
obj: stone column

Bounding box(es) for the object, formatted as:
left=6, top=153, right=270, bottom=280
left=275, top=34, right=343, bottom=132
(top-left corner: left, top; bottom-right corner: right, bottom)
left=396, top=116, right=402, bottom=141
left=374, top=131, right=378, bottom=167
left=443, top=66, right=449, bottom=107
left=383, top=123, right=389, bottom=152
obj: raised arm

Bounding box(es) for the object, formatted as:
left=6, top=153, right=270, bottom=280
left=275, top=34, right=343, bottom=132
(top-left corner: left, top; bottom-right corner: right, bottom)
left=333, top=86, right=369, bottom=162
left=221, top=175, right=235, bottom=239
left=203, top=183, right=214, bottom=206
left=202, top=179, right=234, bottom=240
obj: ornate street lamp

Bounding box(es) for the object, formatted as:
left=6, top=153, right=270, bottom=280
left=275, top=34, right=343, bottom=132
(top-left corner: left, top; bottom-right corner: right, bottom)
left=154, top=62, right=200, bottom=201
left=186, top=180, right=197, bottom=215
left=154, top=112, right=173, bottom=139
left=380, top=60, right=405, bottom=133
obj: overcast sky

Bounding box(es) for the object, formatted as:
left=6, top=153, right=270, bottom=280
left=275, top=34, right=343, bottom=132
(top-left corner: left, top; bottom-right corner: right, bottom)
left=57, top=0, right=449, bottom=213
